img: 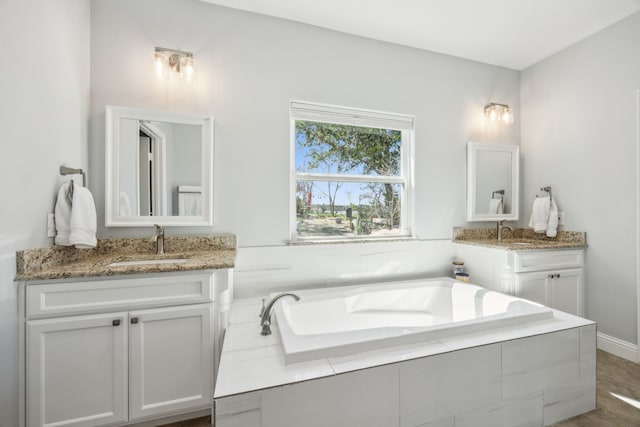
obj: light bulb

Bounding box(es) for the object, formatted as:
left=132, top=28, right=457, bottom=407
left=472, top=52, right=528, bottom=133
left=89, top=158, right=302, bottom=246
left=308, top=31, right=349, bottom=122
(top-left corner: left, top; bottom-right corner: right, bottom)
left=485, top=103, right=513, bottom=125
left=168, top=53, right=181, bottom=74
left=180, top=56, right=194, bottom=82
left=486, top=105, right=497, bottom=121
left=501, top=108, right=513, bottom=125
left=154, top=52, right=166, bottom=79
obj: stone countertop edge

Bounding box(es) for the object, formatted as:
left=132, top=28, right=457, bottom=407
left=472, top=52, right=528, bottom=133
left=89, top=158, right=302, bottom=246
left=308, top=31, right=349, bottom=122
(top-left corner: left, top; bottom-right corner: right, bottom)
left=452, top=227, right=586, bottom=250
left=15, top=233, right=237, bottom=281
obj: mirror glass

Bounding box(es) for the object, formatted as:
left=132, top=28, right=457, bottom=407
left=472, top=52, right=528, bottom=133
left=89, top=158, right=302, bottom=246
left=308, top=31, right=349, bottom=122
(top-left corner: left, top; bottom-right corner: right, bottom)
left=105, top=106, right=213, bottom=227
left=467, top=142, right=519, bottom=221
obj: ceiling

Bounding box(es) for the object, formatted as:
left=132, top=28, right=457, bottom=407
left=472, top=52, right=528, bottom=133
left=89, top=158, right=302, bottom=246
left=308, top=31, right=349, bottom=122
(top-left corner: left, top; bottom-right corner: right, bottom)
left=200, top=0, right=640, bottom=70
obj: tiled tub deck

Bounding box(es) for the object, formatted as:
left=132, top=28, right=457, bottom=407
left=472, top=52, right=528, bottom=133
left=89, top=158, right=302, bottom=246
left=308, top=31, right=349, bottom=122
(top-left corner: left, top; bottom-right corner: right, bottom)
left=214, top=297, right=595, bottom=427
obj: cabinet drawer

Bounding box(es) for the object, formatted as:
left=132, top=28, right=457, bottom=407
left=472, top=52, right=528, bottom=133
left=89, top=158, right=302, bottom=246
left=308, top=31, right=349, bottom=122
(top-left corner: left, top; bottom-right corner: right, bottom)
left=511, top=249, right=583, bottom=273
left=26, top=273, right=213, bottom=318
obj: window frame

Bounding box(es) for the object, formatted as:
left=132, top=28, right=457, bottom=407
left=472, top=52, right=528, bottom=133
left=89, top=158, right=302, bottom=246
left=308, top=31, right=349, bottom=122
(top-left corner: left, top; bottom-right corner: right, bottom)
left=290, top=100, right=415, bottom=242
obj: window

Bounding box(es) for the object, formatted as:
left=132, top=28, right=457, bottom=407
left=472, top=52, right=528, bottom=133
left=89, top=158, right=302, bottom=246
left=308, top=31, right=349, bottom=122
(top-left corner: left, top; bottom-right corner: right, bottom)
left=291, top=101, right=414, bottom=241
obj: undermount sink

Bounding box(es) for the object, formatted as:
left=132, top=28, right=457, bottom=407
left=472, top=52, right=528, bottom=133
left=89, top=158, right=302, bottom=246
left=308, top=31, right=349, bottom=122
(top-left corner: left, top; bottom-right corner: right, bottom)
left=107, top=258, right=188, bottom=267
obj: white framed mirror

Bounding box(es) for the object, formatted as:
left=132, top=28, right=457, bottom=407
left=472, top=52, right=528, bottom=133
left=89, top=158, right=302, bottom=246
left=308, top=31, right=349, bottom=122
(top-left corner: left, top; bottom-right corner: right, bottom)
left=467, top=141, right=519, bottom=222
left=105, top=105, right=214, bottom=227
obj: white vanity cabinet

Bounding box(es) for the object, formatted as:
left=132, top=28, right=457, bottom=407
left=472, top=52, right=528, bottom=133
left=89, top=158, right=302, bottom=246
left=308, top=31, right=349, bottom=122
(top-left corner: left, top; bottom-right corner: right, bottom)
left=21, top=270, right=231, bottom=427
left=26, top=311, right=129, bottom=427
left=511, top=250, right=584, bottom=316
left=454, top=245, right=584, bottom=316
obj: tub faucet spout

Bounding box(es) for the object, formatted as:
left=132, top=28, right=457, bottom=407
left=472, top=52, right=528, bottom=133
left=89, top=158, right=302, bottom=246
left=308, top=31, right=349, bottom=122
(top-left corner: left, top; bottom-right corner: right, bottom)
left=260, top=293, right=301, bottom=336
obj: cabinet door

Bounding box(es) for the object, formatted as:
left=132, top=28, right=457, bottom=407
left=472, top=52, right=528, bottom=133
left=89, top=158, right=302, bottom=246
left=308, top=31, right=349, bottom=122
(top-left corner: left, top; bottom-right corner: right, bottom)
left=129, top=304, right=212, bottom=421
left=550, top=268, right=583, bottom=316
left=514, top=271, right=550, bottom=306
left=26, top=313, right=128, bottom=427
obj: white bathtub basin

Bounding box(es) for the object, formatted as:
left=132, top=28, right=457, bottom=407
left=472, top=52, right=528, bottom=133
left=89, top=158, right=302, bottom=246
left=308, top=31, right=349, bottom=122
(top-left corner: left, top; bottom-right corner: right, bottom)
left=272, top=277, right=553, bottom=364
left=107, top=258, right=188, bottom=267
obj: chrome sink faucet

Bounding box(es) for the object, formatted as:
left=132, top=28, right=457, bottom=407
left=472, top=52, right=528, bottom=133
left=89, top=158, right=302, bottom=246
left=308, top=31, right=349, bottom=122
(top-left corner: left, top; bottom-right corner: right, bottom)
left=260, top=293, right=301, bottom=335
left=153, top=224, right=165, bottom=255
left=497, top=220, right=512, bottom=241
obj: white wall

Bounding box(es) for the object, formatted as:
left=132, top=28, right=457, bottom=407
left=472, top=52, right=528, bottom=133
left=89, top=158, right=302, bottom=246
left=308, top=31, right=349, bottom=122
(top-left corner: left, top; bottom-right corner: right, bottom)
left=521, top=12, right=640, bottom=344
left=0, top=0, right=90, bottom=425
left=5, top=0, right=635, bottom=421
left=90, top=0, right=520, bottom=290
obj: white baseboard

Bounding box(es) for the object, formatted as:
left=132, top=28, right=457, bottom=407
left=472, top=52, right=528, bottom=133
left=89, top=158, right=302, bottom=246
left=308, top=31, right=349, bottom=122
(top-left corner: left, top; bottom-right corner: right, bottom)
left=597, top=332, right=638, bottom=363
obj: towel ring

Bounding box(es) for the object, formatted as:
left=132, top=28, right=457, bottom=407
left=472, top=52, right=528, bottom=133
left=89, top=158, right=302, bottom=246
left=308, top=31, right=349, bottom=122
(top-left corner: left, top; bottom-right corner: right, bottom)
left=60, top=166, right=86, bottom=187
left=539, top=186, right=552, bottom=202
left=60, top=166, right=87, bottom=204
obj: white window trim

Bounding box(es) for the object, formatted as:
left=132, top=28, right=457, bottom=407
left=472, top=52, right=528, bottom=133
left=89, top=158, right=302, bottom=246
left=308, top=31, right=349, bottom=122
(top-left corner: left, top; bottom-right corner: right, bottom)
left=290, top=100, right=415, bottom=242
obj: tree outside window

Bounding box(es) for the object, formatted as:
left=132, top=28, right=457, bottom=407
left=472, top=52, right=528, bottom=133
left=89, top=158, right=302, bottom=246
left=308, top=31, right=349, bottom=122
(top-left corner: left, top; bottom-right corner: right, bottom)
left=292, top=102, right=413, bottom=240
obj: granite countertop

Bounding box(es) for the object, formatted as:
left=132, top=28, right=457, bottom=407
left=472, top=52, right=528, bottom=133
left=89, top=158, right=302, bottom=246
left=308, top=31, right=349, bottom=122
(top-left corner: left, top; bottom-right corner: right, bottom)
left=15, top=233, right=237, bottom=281
left=452, top=227, right=586, bottom=251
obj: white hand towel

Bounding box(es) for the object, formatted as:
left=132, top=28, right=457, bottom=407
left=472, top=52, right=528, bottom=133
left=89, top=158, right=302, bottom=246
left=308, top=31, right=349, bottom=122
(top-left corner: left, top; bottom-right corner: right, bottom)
left=547, top=199, right=559, bottom=238
left=69, top=186, right=97, bottom=248
left=488, top=198, right=504, bottom=214
left=54, top=183, right=72, bottom=246
left=528, top=196, right=551, bottom=233
left=179, top=192, right=202, bottom=216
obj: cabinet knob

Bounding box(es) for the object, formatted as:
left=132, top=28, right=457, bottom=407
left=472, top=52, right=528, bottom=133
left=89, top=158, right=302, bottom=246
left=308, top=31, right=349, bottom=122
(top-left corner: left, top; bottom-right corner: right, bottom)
left=131, top=317, right=139, bottom=324
left=548, top=274, right=554, bottom=279
left=112, top=319, right=121, bottom=327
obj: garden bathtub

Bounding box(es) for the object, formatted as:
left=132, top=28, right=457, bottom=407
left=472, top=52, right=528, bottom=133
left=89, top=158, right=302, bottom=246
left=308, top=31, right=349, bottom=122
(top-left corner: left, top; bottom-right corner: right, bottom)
left=272, top=277, right=553, bottom=364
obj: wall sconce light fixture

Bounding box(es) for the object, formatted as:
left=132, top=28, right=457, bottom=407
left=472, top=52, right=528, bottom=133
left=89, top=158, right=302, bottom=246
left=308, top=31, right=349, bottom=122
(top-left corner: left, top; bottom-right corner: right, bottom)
left=484, top=103, right=513, bottom=125
left=154, top=47, right=195, bottom=82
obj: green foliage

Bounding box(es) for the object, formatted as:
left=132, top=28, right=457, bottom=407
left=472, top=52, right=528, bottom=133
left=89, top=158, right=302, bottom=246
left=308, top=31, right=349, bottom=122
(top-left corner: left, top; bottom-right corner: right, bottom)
left=295, top=121, right=401, bottom=176
left=295, top=196, right=304, bottom=216
left=295, top=121, right=403, bottom=229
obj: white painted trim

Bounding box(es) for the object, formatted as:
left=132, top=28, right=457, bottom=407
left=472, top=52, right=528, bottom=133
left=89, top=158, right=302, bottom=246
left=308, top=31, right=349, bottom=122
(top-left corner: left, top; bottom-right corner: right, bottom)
left=597, top=332, right=638, bottom=363
left=466, top=141, right=519, bottom=222
left=289, top=113, right=296, bottom=241
left=105, top=105, right=214, bottom=227
left=18, top=282, right=25, bottom=427
left=139, top=121, right=168, bottom=216
left=636, top=89, right=640, bottom=362
left=296, top=172, right=405, bottom=184
left=289, top=100, right=415, bottom=241
left=290, top=100, right=414, bottom=130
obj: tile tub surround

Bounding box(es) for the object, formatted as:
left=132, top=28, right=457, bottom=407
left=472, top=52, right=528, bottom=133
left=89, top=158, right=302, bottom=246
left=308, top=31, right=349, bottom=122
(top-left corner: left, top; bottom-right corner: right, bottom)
left=453, top=227, right=586, bottom=250
left=214, top=297, right=596, bottom=426
left=15, top=234, right=236, bottom=280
